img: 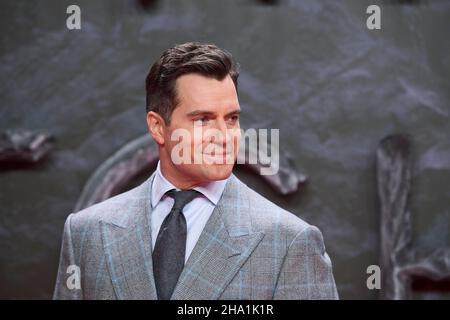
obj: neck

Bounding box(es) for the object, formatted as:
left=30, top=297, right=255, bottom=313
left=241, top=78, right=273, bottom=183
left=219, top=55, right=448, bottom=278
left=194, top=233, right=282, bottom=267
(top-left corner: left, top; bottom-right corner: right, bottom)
left=159, top=155, right=204, bottom=190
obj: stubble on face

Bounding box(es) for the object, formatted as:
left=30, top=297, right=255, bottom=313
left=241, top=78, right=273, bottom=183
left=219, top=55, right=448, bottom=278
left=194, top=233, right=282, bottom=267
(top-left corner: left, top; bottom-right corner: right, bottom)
left=159, top=73, right=241, bottom=189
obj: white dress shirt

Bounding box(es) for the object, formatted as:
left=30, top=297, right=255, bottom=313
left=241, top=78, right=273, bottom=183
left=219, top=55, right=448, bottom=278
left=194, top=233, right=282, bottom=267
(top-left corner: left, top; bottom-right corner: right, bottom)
left=151, top=162, right=229, bottom=263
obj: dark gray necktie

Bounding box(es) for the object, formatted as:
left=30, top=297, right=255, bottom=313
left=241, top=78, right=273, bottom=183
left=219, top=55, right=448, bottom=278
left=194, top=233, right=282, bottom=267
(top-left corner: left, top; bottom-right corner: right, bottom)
left=152, top=189, right=199, bottom=300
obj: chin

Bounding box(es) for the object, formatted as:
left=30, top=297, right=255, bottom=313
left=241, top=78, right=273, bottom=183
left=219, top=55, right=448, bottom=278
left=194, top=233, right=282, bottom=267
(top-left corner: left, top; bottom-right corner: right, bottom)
left=202, top=163, right=234, bottom=181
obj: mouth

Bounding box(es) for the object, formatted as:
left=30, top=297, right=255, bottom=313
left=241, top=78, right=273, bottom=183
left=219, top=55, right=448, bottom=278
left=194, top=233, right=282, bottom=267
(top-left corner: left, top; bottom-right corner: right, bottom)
left=201, top=152, right=234, bottom=164
left=202, top=152, right=232, bottom=156
left=202, top=148, right=232, bottom=156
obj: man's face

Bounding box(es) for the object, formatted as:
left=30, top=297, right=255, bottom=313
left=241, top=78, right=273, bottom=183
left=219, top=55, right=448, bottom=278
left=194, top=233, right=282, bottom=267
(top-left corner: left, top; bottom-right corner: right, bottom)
left=161, top=73, right=241, bottom=183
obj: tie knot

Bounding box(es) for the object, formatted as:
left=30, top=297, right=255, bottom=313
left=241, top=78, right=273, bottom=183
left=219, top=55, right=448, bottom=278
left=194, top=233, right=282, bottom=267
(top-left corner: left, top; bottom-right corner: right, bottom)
left=166, top=189, right=200, bottom=211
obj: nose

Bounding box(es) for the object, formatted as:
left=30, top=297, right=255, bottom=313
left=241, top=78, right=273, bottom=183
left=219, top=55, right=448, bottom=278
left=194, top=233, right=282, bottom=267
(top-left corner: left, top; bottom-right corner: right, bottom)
left=207, top=119, right=232, bottom=150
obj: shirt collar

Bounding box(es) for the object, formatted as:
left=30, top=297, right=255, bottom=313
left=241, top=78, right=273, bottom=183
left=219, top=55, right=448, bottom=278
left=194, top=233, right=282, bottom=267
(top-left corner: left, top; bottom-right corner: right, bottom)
left=151, top=161, right=229, bottom=208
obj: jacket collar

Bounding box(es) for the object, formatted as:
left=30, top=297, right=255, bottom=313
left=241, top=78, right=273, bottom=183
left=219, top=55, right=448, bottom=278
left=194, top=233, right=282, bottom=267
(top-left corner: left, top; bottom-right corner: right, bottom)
left=101, top=172, right=265, bottom=299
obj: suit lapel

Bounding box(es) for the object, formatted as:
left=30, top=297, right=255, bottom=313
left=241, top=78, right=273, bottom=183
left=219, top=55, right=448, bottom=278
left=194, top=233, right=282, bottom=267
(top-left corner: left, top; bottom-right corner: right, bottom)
left=100, top=172, right=265, bottom=300
left=171, top=175, right=265, bottom=300
left=101, top=174, right=158, bottom=299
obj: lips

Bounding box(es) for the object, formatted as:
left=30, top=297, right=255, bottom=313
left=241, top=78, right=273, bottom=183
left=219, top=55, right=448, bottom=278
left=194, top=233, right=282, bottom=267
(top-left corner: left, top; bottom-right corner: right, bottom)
left=201, top=152, right=234, bottom=164
left=202, top=153, right=231, bottom=156
left=201, top=149, right=232, bottom=156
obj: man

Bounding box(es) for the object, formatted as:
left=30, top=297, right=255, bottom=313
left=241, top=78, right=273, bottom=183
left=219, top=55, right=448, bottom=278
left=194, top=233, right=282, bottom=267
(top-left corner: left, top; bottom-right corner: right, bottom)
left=53, top=42, right=339, bottom=300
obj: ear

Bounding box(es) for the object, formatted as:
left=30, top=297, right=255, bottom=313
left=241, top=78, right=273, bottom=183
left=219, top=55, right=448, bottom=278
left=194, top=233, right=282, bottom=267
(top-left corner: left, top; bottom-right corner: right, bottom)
left=146, top=111, right=166, bottom=145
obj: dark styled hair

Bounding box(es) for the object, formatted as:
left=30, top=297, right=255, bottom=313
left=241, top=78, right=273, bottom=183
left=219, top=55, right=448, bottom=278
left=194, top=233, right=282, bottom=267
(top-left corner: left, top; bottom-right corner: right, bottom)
left=145, top=42, right=239, bottom=124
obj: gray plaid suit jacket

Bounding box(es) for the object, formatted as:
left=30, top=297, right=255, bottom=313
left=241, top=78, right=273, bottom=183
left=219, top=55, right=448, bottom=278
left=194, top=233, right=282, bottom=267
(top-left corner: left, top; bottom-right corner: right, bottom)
left=53, top=173, right=339, bottom=300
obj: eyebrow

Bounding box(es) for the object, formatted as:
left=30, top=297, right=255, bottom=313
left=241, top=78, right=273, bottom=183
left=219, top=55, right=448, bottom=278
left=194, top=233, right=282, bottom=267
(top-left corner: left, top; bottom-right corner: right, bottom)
left=186, top=109, right=241, bottom=117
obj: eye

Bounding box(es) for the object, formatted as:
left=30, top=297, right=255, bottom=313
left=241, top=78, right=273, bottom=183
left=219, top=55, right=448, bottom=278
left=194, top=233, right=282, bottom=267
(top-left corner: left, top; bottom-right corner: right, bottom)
left=227, top=115, right=240, bottom=124
left=194, top=117, right=210, bottom=126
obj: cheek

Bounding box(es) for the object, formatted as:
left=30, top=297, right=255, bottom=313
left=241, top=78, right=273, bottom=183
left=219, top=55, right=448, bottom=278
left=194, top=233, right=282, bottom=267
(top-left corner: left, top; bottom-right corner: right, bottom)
left=191, top=133, right=204, bottom=151
left=166, top=128, right=180, bottom=147
left=232, top=130, right=241, bottom=150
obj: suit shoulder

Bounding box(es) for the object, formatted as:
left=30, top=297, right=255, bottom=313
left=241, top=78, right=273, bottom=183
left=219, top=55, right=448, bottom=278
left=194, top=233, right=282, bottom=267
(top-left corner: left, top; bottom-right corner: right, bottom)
left=232, top=177, right=328, bottom=255
left=233, top=176, right=311, bottom=236
left=68, top=180, right=148, bottom=231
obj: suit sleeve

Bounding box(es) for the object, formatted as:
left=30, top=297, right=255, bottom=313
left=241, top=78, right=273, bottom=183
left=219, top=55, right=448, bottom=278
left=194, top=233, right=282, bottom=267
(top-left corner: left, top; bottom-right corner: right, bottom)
left=53, top=214, right=83, bottom=300
left=273, top=225, right=339, bottom=300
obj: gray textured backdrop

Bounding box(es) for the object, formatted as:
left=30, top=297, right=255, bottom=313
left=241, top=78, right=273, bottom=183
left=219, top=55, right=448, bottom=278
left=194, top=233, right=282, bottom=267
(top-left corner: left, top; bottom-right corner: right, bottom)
left=0, top=0, right=449, bottom=299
